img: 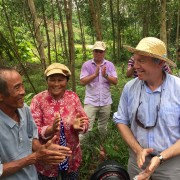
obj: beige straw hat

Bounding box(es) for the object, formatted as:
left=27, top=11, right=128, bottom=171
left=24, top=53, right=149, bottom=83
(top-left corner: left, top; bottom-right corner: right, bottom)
left=123, top=37, right=176, bottom=67
left=92, top=41, right=106, bottom=51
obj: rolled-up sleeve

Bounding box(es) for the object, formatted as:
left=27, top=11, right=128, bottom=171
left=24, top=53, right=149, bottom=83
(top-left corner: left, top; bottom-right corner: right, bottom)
left=113, top=85, right=130, bottom=125
left=80, top=63, right=90, bottom=79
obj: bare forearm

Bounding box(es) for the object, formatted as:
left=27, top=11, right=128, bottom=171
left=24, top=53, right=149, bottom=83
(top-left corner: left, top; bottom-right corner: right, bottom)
left=2, top=153, right=36, bottom=177
left=106, top=76, right=117, bottom=85
left=117, top=123, right=143, bottom=154
left=161, top=139, right=180, bottom=161
left=80, top=74, right=97, bottom=85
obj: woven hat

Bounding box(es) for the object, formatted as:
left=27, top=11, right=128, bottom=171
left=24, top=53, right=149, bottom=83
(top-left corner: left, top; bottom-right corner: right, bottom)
left=92, top=41, right=106, bottom=51
left=123, top=37, right=176, bottom=67
left=44, top=63, right=71, bottom=77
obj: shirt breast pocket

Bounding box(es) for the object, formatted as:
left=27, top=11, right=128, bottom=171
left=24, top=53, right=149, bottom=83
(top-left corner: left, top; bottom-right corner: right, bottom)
left=162, top=106, right=180, bottom=127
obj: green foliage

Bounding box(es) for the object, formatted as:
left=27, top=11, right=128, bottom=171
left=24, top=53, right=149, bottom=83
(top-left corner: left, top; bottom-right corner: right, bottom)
left=24, top=93, right=35, bottom=106
left=79, top=121, right=129, bottom=179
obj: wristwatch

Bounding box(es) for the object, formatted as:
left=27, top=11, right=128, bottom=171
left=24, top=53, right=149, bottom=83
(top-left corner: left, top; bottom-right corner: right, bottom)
left=156, top=154, right=164, bottom=164
left=105, top=74, right=108, bottom=79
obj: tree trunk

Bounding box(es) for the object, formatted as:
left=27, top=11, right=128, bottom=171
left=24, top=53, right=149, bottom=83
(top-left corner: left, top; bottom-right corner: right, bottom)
left=74, top=0, right=87, bottom=61
left=88, top=0, right=102, bottom=40
left=41, top=2, right=51, bottom=65
left=142, top=2, right=149, bottom=37
left=96, top=0, right=102, bottom=37
left=64, top=0, right=76, bottom=92
left=109, top=0, right=116, bottom=63
left=117, top=0, right=120, bottom=62
left=51, top=0, right=58, bottom=62
left=56, top=0, right=69, bottom=63
left=176, top=9, right=180, bottom=61
left=160, top=0, right=167, bottom=46
left=28, top=0, right=46, bottom=70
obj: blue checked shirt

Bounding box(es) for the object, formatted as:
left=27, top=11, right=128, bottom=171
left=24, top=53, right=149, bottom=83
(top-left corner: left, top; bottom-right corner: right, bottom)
left=113, top=73, right=180, bottom=155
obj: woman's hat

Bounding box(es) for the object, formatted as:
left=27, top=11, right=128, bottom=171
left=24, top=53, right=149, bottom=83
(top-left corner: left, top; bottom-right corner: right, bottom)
left=123, top=37, right=176, bottom=67
left=44, top=63, right=71, bottom=77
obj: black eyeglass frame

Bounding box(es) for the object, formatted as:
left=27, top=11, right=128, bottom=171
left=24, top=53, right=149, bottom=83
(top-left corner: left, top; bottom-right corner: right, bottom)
left=135, top=83, right=162, bottom=129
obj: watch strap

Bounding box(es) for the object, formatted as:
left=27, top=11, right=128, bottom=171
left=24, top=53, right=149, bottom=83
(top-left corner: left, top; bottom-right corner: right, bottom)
left=156, top=154, right=164, bottom=164
left=105, top=74, right=108, bottom=78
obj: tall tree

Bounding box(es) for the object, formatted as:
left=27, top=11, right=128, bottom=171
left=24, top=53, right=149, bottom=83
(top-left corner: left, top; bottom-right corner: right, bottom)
left=176, top=9, right=180, bottom=61
left=28, top=0, right=46, bottom=69
left=109, top=0, right=116, bottom=62
left=160, top=0, right=167, bottom=45
left=64, top=0, right=76, bottom=91
left=74, top=0, right=87, bottom=61
left=56, top=0, right=69, bottom=63
left=51, top=0, right=58, bottom=62
left=116, top=0, right=120, bottom=62
left=41, top=1, right=51, bottom=64
left=88, top=0, right=102, bottom=40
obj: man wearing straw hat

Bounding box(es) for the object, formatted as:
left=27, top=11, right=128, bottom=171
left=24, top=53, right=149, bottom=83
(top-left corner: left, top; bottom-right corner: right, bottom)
left=113, top=37, right=180, bottom=180
left=80, top=41, right=118, bottom=153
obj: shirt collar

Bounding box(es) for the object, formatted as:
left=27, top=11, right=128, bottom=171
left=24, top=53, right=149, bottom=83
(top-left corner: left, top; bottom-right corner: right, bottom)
left=92, top=59, right=106, bottom=66
left=142, top=72, right=167, bottom=93
left=0, top=109, right=23, bottom=128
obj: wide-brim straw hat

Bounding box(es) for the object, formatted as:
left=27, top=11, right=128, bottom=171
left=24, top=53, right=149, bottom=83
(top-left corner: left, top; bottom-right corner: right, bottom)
left=44, top=63, right=71, bottom=77
left=123, top=37, right=176, bottom=67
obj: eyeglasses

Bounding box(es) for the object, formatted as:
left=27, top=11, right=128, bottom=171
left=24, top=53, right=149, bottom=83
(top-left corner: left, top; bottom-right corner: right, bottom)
left=94, top=49, right=104, bottom=53
left=135, top=84, right=162, bottom=129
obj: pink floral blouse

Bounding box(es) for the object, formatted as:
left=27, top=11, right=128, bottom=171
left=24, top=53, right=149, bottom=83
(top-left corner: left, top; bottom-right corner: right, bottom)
left=30, top=90, right=88, bottom=177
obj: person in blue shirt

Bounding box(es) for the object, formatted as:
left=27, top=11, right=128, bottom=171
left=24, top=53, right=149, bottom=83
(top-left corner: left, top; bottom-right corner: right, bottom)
left=0, top=66, right=72, bottom=180
left=113, top=37, right=180, bottom=180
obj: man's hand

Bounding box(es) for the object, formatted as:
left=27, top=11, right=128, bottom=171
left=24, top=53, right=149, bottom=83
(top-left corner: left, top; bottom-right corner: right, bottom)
left=136, top=148, right=154, bottom=168
left=95, top=66, right=100, bottom=77
left=101, top=66, right=107, bottom=77
left=35, top=135, right=72, bottom=165
left=135, top=155, right=161, bottom=180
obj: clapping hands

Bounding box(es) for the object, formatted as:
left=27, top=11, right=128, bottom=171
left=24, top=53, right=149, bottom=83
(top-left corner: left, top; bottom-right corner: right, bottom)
left=51, top=113, right=61, bottom=133
left=73, top=113, right=89, bottom=132
left=35, top=135, right=72, bottom=165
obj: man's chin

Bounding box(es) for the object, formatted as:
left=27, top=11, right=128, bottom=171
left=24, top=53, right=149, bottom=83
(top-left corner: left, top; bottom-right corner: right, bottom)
left=18, top=102, right=24, bottom=108
left=137, top=75, right=144, bottom=80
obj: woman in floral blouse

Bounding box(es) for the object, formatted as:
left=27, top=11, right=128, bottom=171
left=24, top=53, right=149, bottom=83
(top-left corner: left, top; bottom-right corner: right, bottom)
left=30, top=63, right=89, bottom=180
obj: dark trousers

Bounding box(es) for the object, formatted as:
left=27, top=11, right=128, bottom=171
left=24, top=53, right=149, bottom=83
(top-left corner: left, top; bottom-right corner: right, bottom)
left=37, top=171, right=78, bottom=180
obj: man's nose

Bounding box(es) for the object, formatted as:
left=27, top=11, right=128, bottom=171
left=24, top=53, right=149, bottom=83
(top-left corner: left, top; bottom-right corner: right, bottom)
left=134, top=60, right=140, bottom=69
left=20, top=86, right=25, bottom=95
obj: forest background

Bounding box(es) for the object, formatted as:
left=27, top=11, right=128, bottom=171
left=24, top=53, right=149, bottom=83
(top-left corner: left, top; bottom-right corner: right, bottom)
left=0, top=0, right=180, bottom=179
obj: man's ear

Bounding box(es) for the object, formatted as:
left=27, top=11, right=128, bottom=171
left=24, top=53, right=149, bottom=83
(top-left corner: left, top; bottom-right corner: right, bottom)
left=159, top=60, right=164, bottom=64
left=158, top=60, right=165, bottom=68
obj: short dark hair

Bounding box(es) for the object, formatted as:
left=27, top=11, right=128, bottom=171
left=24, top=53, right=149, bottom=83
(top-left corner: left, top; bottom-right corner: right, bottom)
left=0, top=66, right=16, bottom=96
